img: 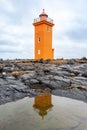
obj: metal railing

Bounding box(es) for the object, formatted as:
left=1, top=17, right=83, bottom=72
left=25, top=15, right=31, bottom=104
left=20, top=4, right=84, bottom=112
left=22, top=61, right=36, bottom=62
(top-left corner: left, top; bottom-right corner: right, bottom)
left=34, top=17, right=53, bottom=23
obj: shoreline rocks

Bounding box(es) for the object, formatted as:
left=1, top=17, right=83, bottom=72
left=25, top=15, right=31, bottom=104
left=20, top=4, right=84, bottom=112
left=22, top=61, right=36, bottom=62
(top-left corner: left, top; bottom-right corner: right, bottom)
left=0, top=59, right=87, bottom=105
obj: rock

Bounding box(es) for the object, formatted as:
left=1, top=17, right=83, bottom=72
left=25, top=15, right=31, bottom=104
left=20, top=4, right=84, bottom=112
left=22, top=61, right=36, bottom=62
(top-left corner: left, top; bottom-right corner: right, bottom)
left=81, top=57, right=87, bottom=60
left=6, top=76, right=16, bottom=80
left=0, top=58, right=3, bottom=63
left=52, top=88, right=87, bottom=102
left=58, top=64, right=71, bottom=70
left=71, top=77, right=87, bottom=86
left=0, top=59, right=87, bottom=104
left=24, top=79, right=30, bottom=86
left=2, top=72, right=7, bottom=77
left=0, top=78, right=7, bottom=85
left=0, top=78, right=38, bottom=105
left=67, top=59, right=75, bottom=65
left=82, top=71, right=87, bottom=78
left=71, top=84, right=87, bottom=91
left=20, top=71, right=36, bottom=81
left=0, top=67, right=3, bottom=73
left=36, top=75, right=71, bottom=89
left=29, top=79, right=39, bottom=85
left=9, top=84, right=28, bottom=92
left=3, top=67, right=13, bottom=72
left=51, top=70, right=75, bottom=77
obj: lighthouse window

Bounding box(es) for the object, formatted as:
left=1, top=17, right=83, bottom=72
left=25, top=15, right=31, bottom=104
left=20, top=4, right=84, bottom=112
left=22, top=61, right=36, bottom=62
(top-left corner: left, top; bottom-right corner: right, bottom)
left=47, top=26, right=50, bottom=31
left=38, top=50, right=40, bottom=54
left=38, top=37, right=40, bottom=43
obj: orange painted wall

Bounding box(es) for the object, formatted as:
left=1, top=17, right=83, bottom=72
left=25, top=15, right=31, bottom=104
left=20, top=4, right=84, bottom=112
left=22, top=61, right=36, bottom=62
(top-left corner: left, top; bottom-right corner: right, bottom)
left=33, top=20, right=54, bottom=60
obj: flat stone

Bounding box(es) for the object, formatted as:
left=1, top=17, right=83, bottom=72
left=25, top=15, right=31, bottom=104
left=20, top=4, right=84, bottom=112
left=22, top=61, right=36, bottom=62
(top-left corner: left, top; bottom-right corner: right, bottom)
left=52, top=89, right=87, bottom=102
left=71, top=77, right=87, bottom=86
left=29, top=79, right=39, bottom=84
left=20, top=71, right=36, bottom=80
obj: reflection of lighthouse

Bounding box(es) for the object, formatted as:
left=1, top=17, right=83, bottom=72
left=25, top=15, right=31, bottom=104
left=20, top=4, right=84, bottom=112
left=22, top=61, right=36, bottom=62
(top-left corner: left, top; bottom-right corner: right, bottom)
left=33, top=94, right=53, bottom=119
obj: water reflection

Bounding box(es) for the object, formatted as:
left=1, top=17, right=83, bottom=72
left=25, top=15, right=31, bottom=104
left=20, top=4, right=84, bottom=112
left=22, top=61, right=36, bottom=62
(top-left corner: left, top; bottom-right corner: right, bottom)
left=33, top=94, right=53, bottom=119
left=0, top=94, right=87, bottom=130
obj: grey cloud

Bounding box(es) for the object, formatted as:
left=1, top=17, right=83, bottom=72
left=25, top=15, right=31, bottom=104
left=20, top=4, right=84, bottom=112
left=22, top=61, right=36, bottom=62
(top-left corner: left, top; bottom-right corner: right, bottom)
left=65, top=17, right=87, bottom=42
left=66, top=27, right=87, bottom=42
left=0, top=50, right=19, bottom=53
left=0, top=41, right=18, bottom=46
left=0, top=0, right=87, bottom=59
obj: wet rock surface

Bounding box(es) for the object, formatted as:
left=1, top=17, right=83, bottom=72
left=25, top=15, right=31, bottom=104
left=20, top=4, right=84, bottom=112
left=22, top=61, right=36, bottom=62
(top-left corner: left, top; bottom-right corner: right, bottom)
left=0, top=59, right=87, bottom=105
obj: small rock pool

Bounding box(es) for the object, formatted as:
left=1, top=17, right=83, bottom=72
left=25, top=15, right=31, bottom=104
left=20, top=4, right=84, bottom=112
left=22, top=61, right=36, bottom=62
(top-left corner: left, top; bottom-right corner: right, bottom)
left=0, top=94, right=87, bottom=130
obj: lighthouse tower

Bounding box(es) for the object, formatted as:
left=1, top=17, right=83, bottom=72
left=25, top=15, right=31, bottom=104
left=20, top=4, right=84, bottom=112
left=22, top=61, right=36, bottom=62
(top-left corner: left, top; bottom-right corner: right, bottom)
left=33, top=9, right=54, bottom=60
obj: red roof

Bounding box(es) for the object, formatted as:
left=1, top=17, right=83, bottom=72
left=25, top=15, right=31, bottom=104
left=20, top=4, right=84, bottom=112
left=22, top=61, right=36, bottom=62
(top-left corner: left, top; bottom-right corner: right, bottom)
left=39, top=9, right=48, bottom=17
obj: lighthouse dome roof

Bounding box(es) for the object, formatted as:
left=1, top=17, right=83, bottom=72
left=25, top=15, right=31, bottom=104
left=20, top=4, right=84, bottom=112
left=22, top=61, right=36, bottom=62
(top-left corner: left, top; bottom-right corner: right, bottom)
left=39, top=9, right=48, bottom=17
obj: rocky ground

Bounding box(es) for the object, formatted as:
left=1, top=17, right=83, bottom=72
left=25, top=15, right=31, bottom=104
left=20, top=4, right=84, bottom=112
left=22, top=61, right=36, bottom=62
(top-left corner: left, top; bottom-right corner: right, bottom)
left=0, top=58, right=87, bottom=105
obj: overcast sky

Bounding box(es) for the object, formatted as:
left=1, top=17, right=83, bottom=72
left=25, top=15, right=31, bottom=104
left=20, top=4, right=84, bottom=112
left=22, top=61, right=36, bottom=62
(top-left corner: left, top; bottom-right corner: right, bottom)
left=0, top=0, right=87, bottom=59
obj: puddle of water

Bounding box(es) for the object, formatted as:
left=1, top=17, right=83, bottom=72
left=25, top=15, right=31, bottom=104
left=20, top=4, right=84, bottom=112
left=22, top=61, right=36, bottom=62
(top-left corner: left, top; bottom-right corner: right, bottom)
left=0, top=94, right=87, bottom=130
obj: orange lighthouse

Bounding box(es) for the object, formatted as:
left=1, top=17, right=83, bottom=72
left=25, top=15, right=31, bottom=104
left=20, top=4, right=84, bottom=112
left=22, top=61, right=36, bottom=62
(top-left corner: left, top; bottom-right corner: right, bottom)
left=33, top=9, right=54, bottom=60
